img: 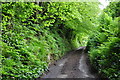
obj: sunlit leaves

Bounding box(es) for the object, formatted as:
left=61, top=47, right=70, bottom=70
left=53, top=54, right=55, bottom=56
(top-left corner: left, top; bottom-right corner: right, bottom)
left=2, top=2, right=100, bottom=79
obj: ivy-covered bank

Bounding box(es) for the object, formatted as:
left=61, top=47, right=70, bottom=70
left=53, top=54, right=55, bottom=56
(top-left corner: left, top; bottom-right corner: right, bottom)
left=1, top=2, right=99, bottom=79
left=87, top=1, right=120, bottom=80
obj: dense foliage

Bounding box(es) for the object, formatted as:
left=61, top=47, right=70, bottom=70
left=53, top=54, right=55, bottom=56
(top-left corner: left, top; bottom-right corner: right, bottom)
left=87, top=1, right=120, bottom=80
left=2, top=1, right=119, bottom=80
left=1, top=2, right=71, bottom=79
left=1, top=2, right=99, bottom=79
left=104, top=1, right=120, bottom=18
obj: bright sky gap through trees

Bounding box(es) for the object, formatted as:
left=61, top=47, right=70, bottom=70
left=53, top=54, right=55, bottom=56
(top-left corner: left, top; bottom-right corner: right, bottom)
left=98, top=0, right=109, bottom=9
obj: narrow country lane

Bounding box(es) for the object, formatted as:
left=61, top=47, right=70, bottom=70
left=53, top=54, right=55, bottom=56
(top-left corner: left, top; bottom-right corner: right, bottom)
left=36, top=47, right=101, bottom=79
